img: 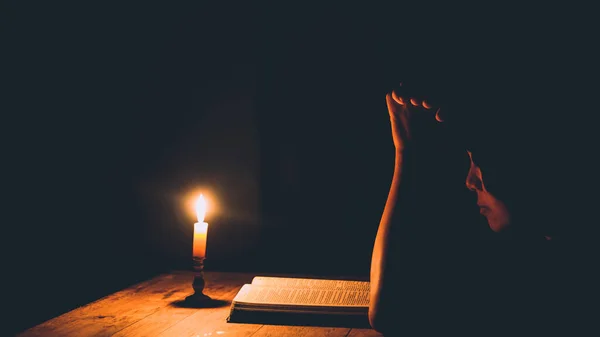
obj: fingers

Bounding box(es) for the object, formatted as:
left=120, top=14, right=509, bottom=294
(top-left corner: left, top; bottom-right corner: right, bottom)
left=391, top=90, right=405, bottom=105
left=435, top=108, right=444, bottom=122
left=389, top=88, right=442, bottom=122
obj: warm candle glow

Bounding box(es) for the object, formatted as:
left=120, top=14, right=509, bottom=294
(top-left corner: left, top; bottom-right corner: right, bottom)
left=183, top=189, right=219, bottom=222
left=195, top=194, right=207, bottom=223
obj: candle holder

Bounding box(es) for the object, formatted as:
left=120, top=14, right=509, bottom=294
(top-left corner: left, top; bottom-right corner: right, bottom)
left=185, top=256, right=212, bottom=303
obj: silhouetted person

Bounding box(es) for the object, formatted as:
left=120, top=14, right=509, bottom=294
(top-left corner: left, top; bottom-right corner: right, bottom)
left=368, top=79, right=590, bottom=335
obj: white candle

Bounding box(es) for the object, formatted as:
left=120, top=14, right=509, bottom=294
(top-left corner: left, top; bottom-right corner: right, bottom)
left=193, top=194, right=208, bottom=258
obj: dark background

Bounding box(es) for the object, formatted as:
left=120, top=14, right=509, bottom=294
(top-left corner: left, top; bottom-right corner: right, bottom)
left=2, top=3, right=593, bottom=335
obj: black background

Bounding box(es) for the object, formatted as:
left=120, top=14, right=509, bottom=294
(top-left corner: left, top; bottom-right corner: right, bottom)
left=2, top=3, right=593, bottom=335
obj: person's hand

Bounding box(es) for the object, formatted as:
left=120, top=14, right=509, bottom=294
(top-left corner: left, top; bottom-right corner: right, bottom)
left=386, top=83, right=443, bottom=153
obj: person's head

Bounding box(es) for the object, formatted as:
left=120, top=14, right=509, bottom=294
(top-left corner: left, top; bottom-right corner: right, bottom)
left=453, top=102, right=560, bottom=240
left=418, top=39, right=579, bottom=241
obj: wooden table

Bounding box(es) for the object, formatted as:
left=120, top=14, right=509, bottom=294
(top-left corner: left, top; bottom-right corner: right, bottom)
left=17, top=271, right=382, bottom=337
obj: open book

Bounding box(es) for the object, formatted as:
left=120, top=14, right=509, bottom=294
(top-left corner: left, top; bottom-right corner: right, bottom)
left=227, top=276, right=371, bottom=327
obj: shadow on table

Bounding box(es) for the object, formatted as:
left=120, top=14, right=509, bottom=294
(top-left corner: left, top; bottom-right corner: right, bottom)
left=170, top=298, right=230, bottom=309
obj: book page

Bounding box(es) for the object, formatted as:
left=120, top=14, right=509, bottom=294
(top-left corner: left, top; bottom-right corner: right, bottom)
left=233, top=284, right=369, bottom=307
left=251, top=276, right=369, bottom=292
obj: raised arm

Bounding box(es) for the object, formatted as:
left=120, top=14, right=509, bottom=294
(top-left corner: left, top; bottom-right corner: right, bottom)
left=369, top=89, right=437, bottom=333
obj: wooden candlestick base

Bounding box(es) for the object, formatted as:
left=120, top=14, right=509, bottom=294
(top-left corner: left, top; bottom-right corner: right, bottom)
left=185, top=256, right=212, bottom=304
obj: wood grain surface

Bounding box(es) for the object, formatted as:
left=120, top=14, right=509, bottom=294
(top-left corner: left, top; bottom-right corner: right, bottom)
left=17, top=271, right=382, bottom=337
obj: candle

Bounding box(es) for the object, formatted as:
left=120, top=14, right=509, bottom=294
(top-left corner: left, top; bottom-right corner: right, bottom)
left=193, top=194, right=208, bottom=258
left=186, top=193, right=212, bottom=303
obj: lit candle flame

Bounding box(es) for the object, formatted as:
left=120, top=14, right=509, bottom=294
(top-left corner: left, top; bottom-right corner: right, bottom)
left=195, top=194, right=207, bottom=223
